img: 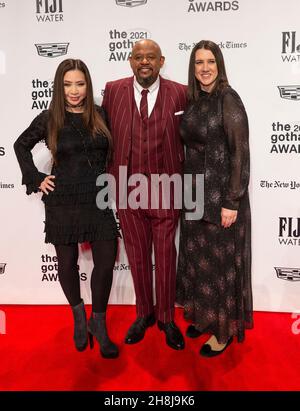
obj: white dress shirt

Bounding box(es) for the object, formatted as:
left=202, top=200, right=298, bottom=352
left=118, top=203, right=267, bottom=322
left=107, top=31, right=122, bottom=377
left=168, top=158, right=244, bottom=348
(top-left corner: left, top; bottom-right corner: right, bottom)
left=133, top=76, right=160, bottom=117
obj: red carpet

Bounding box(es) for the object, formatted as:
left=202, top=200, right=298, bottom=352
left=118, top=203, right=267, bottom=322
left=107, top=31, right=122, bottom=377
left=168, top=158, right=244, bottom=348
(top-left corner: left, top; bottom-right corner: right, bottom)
left=0, top=305, right=299, bottom=391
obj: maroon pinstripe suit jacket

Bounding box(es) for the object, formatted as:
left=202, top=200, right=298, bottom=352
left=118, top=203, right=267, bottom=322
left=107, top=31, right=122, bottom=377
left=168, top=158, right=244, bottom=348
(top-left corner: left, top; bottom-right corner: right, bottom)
left=102, top=76, right=187, bottom=183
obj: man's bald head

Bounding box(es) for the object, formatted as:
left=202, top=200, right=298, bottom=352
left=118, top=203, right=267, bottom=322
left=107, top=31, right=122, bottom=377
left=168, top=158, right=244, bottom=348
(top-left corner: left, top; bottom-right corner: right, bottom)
left=131, top=39, right=163, bottom=58
left=129, top=39, right=165, bottom=88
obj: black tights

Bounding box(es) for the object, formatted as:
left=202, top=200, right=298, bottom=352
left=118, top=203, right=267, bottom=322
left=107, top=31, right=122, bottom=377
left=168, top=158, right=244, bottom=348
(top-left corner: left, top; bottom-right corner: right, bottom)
left=55, top=239, right=117, bottom=313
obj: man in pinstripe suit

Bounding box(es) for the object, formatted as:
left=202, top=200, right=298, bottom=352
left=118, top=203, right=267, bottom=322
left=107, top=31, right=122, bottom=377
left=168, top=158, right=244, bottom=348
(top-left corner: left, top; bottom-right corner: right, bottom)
left=102, top=40, right=186, bottom=350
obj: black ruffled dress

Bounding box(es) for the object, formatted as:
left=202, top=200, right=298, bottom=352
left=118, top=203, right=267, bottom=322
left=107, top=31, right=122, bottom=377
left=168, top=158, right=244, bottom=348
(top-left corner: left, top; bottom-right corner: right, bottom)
left=14, top=108, right=119, bottom=245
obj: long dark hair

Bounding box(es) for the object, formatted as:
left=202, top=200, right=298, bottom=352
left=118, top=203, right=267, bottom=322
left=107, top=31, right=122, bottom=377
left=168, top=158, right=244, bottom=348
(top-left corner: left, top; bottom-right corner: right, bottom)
left=48, top=59, right=112, bottom=163
left=187, top=40, right=229, bottom=101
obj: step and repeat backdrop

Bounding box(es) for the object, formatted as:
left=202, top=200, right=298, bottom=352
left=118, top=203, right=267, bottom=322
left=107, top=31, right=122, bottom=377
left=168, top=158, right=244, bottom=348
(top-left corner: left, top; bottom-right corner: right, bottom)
left=0, top=0, right=299, bottom=311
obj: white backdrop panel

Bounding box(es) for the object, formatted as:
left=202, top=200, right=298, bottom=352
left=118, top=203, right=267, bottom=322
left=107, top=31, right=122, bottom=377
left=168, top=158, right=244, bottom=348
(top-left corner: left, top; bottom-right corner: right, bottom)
left=0, top=0, right=300, bottom=312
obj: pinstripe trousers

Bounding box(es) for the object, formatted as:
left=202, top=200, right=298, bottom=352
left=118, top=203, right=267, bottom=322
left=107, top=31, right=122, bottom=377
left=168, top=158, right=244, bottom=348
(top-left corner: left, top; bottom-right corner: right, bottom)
left=118, top=205, right=179, bottom=323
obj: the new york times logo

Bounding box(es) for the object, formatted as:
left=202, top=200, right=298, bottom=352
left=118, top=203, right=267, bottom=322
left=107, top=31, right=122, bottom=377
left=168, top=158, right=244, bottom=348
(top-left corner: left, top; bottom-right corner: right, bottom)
left=0, top=182, right=14, bottom=189
left=278, top=217, right=300, bottom=246
left=282, top=32, right=300, bottom=62
left=187, top=0, right=239, bottom=12
left=116, top=0, right=147, bottom=7
left=36, top=0, right=63, bottom=22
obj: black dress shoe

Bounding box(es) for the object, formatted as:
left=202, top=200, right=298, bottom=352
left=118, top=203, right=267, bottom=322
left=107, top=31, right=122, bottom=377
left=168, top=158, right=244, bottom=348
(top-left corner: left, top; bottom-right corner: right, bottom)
left=200, top=336, right=233, bottom=357
left=186, top=324, right=202, bottom=338
left=125, top=313, right=156, bottom=344
left=157, top=320, right=185, bottom=350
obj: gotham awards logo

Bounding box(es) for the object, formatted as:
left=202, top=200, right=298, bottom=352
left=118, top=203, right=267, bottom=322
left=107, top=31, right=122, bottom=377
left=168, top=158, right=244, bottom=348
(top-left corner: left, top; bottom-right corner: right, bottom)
left=31, top=79, right=53, bottom=110
left=108, top=29, right=151, bottom=62
left=269, top=121, right=300, bottom=154
left=41, top=254, right=87, bottom=282
left=187, top=0, right=239, bottom=12
left=35, top=0, right=64, bottom=22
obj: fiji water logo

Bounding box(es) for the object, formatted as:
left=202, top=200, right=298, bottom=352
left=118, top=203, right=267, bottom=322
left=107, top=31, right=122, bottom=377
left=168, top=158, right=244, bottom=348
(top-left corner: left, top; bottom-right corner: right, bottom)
left=36, top=0, right=64, bottom=22
left=278, top=217, right=300, bottom=246
left=282, top=31, right=300, bottom=62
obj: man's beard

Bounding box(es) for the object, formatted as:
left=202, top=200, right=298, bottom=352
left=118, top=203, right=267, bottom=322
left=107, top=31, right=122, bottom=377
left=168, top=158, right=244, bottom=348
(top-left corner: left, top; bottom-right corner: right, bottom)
left=137, top=73, right=155, bottom=88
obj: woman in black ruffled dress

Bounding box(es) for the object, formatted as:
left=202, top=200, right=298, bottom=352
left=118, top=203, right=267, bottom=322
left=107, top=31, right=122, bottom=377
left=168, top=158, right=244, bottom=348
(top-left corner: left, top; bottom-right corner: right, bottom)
left=176, top=41, right=253, bottom=357
left=14, top=59, right=119, bottom=358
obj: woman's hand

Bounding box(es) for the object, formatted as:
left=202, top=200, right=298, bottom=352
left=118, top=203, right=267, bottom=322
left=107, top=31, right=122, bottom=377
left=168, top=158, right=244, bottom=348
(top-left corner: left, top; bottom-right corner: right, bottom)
left=221, top=207, right=237, bottom=228
left=39, top=175, right=55, bottom=194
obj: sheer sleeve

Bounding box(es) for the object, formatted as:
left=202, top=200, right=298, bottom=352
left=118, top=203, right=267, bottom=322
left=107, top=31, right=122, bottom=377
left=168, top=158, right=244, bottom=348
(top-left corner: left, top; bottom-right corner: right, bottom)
left=222, top=89, right=250, bottom=210
left=14, top=110, right=49, bottom=195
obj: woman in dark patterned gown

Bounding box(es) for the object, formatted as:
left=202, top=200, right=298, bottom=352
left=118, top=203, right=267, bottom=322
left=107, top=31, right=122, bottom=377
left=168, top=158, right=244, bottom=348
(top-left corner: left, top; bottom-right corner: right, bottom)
left=14, top=59, right=119, bottom=358
left=176, top=40, right=253, bottom=357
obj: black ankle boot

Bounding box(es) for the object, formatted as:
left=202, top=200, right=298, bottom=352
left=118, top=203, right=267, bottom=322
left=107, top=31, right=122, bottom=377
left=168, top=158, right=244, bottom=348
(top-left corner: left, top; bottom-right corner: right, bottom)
left=88, top=312, right=119, bottom=359
left=71, top=300, right=88, bottom=352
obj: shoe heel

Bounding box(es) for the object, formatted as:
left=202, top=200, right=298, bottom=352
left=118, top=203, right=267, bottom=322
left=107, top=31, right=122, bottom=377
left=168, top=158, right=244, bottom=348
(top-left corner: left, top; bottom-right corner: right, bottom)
left=88, top=332, right=94, bottom=349
left=71, top=300, right=88, bottom=352
left=100, top=348, right=119, bottom=359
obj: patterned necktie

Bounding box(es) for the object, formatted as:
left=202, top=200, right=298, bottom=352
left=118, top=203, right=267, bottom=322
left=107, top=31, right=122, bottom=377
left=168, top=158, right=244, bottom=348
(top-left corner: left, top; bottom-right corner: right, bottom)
left=140, top=89, right=149, bottom=124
